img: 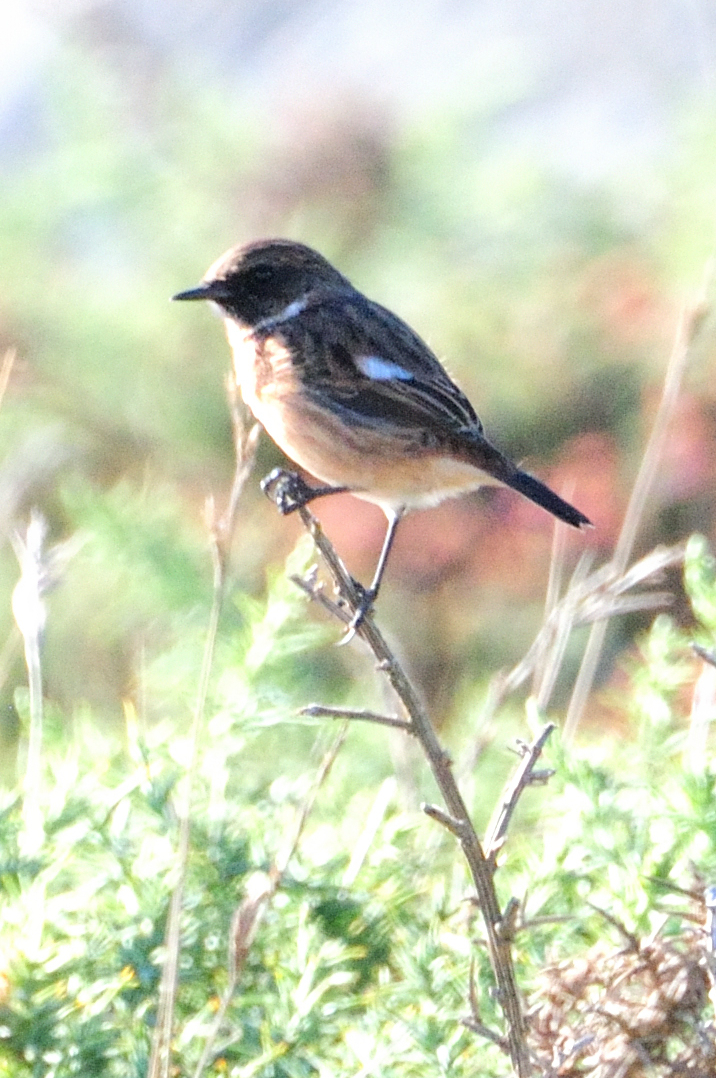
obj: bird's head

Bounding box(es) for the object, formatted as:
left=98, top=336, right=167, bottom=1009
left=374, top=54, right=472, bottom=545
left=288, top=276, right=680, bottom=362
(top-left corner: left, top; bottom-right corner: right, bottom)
left=172, top=239, right=351, bottom=326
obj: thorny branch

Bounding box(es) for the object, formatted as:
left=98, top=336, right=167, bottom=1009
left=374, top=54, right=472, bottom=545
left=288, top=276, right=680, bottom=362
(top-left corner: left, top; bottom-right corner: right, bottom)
left=285, top=500, right=555, bottom=1077
left=484, top=724, right=556, bottom=864
left=260, top=281, right=714, bottom=1075
left=301, top=702, right=412, bottom=731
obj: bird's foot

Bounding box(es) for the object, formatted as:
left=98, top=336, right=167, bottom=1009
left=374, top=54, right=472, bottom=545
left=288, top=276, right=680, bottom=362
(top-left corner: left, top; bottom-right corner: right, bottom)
left=337, top=579, right=376, bottom=645
left=260, top=468, right=317, bottom=515
left=260, top=468, right=347, bottom=515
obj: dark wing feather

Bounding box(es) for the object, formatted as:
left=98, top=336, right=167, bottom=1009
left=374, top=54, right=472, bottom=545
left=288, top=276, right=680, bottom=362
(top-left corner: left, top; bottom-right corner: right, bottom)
left=265, top=289, right=482, bottom=440
left=257, top=288, right=592, bottom=529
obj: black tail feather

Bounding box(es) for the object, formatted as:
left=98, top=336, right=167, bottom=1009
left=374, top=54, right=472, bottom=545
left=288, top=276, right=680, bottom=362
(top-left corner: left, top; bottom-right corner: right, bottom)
left=505, top=467, right=591, bottom=528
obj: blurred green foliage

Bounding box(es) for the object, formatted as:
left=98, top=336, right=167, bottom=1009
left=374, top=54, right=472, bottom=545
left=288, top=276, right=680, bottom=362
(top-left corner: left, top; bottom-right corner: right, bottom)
left=1, top=534, right=716, bottom=1075
left=1, top=21, right=716, bottom=735
left=2, top=16, right=716, bottom=1074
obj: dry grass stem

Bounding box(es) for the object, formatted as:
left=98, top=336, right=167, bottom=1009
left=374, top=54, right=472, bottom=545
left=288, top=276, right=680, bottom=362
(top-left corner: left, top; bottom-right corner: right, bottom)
left=0, top=348, right=17, bottom=412
left=491, top=542, right=685, bottom=717
left=11, top=510, right=82, bottom=854
left=565, top=280, right=710, bottom=740
left=12, top=512, right=47, bottom=856
left=147, top=403, right=259, bottom=1078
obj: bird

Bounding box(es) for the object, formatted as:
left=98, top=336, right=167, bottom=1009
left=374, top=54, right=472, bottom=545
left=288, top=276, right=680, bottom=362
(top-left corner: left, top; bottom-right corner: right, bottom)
left=173, top=239, right=591, bottom=629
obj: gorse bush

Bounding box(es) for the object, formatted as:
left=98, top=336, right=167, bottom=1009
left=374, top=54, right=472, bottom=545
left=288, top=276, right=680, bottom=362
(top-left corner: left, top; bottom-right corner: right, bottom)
left=1, top=529, right=715, bottom=1077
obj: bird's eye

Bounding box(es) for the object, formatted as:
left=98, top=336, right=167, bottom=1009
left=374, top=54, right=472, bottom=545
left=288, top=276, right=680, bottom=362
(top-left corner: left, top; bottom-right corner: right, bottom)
left=247, top=266, right=277, bottom=296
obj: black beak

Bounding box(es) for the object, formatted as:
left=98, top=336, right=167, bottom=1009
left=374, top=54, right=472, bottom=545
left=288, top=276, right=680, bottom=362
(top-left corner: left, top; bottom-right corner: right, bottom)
left=172, top=283, right=214, bottom=302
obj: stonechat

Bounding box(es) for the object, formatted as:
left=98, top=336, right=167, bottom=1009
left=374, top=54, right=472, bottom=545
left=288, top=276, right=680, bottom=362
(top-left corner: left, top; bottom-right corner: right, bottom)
left=174, top=239, right=590, bottom=623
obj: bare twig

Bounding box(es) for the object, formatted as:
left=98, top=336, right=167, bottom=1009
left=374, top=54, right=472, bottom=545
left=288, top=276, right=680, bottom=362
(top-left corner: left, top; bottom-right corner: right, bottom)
left=147, top=518, right=226, bottom=1078
left=290, top=570, right=351, bottom=622
left=218, top=377, right=262, bottom=554
left=586, top=902, right=641, bottom=952
left=343, top=777, right=397, bottom=886
left=423, top=802, right=470, bottom=837
left=484, top=725, right=556, bottom=863
left=301, top=703, right=412, bottom=732
left=692, top=643, right=716, bottom=669
left=276, top=723, right=349, bottom=877
left=461, top=1016, right=510, bottom=1049
left=463, top=954, right=510, bottom=1049
left=532, top=494, right=573, bottom=701
left=286, top=502, right=532, bottom=1076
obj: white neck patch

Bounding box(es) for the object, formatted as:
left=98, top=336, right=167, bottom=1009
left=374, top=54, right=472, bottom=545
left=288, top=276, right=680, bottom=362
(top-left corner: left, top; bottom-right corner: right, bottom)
left=253, top=295, right=308, bottom=333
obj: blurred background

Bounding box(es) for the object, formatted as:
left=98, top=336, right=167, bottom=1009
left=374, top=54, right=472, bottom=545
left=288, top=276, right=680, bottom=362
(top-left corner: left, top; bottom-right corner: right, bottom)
left=2, top=0, right=716, bottom=759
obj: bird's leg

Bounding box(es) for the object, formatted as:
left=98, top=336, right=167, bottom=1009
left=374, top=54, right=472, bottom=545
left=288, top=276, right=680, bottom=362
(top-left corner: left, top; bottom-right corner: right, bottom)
left=343, top=508, right=404, bottom=639
left=260, top=468, right=348, bottom=515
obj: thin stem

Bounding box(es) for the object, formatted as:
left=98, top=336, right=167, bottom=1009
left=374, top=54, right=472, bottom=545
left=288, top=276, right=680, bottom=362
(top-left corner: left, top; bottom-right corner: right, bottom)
left=21, top=634, right=43, bottom=853
left=147, top=409, right=259, bottom=1078
left=489, top=541, right=684, bottom=720
left=12, top=511, right=49, bottom=856
left=147, top=527, right=226, bottom=1078
left=0, top=347, right=16, bottom=411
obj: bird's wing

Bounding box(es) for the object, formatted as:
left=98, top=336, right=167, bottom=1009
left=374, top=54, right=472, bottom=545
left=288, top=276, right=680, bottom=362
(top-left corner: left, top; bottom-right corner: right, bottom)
left=272, top=290, right=483, bottom=440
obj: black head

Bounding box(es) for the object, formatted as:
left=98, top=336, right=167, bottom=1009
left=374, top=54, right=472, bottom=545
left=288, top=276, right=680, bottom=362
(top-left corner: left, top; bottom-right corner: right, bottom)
left=172, top=239, right=352, bottom=326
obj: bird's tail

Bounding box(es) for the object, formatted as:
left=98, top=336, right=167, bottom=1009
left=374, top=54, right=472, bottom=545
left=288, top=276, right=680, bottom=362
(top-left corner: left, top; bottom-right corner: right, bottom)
left=503, top=467, right=591, bottom=529
left=455, top=432, right=592, bottom=529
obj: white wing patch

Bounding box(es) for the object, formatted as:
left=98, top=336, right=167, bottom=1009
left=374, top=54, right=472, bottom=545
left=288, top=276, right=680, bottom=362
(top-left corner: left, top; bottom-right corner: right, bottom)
left=356, top=355, right=414, bottom=381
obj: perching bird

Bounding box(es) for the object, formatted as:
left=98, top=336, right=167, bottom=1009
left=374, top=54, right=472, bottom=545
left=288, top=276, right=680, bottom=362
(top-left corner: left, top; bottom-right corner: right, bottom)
left=174, top=239, right=590, bottom=626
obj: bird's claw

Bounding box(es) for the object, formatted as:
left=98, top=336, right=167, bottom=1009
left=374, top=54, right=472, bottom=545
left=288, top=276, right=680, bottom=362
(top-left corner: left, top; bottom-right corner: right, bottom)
left=337, top=580, right=376, bottom=646
left=260, top=471, right=379, bottom=644
left=260, top=468, right=315, bottom=515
